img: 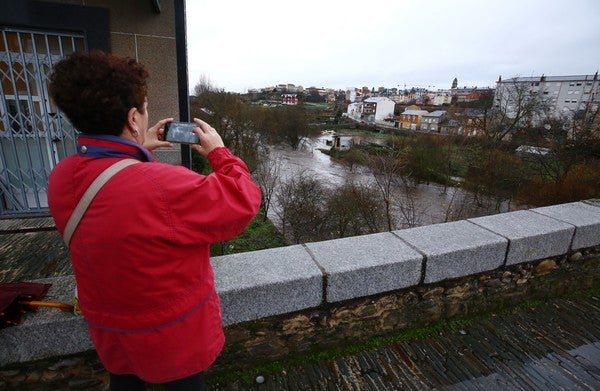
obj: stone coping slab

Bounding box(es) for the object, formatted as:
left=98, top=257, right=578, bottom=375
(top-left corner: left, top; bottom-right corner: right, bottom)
left=211, top=245, right=323, bottom=326
left=393, top=220, right=508, bottom=283
left=304, top=232, right=423, bottom=303
left=531, top=202, right=600, bottom=250
left=469, top=210, right=575, bottom=265
left=0, top=216, right=55, bottom=234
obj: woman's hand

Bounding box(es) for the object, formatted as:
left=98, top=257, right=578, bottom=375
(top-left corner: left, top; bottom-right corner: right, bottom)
left=144, top=118, right=174, bottom=151
left=190, top=118, right=225, bottom=156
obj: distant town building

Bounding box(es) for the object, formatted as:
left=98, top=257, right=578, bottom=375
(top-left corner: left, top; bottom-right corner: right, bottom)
left=456, top=108, right=486, bottom=137
left=439, top=119, right=461, bottom=135
left=345, top=97, right=395, bottom=124
left=495, top=74, right=600, bottom=122
left=450, top=77, right=494, bottom=104
left=432, top=91, right=452, bottom=106
left=332, top=135, right=353, bottom=151
left=421, top=110, right=447, bottom=132
left=400, top=107, right=429, bottom=130
left=452, top=87, right=494, bottom=103
left=346, top=102, right=362, bottom=121
left=282, top=94, right=298, bottom=105
left=581, top=92, right=600, bottom=139
left=345, top=88, right=357, bottom=102
left=363, top=97, right=395, bottom=123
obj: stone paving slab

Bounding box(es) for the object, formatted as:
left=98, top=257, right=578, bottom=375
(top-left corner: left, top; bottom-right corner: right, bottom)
left=469, top=210, right=575, bottom=266
left=210, top=295, right=600, bottom=391
left=211, top=245, right=323, bottom=326
left=304, top=232, right=422, bottom=303
left=531, top=201, right=600, bottom=250
left=393, top=220, right=508, bottom=283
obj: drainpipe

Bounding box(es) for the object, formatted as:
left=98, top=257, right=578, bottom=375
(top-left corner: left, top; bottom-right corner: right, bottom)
left=174, top=0, right=192, bottom=169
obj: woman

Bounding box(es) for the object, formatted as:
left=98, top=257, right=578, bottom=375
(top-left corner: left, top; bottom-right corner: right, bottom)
left=47, top=51, right=261, bottom=390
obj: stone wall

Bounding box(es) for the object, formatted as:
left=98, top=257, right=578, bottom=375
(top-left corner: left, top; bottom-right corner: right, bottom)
left=216, top=249, right=599, bottom=375
left=1, top=201, right=599, bottom=378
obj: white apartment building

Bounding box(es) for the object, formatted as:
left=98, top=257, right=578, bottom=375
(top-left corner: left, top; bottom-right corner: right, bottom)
left=345, top=97, right=395, bottom=124
left=433, top=91, right=452, bottom=106
left=363, top=97, right=395, bottom=123
left=495, top=74, right=599, bottom=122
left=345, top=88, right=357, bottom=102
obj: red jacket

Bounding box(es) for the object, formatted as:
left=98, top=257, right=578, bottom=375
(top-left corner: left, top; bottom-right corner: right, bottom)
left=48, top=136, right=261, bottom=382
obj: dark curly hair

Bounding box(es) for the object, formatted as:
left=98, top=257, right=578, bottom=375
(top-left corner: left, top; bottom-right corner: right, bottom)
left=49, top=51, right=149, bottom=135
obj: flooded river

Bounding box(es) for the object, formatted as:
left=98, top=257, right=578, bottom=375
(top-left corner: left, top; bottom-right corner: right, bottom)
left=269, top=135, right=516, bottom=229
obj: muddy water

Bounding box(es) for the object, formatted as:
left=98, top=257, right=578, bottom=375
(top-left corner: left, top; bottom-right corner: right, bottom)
left=269, top=135, right=517, bottom=229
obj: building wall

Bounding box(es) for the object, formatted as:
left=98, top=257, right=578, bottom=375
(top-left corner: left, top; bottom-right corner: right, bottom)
left=362, top=97, right=395, bottom=122
left=374, top=99, right=395, bottom=121
left=495, top=75, right=600, bottom=121
left=400, top=110, right=428, bottom=129
left=39, top=0, right=179, bottom=125
left=20, top=0, right=181, bottom=166
left=0, top=0, right=182, bottom=215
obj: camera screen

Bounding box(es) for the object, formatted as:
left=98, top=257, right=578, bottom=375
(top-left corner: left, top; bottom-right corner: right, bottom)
left=164, top=122, right=199, bottom=144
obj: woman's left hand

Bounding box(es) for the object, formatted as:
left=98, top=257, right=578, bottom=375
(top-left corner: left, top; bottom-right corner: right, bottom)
left=144, top=118, right=174, bottom=151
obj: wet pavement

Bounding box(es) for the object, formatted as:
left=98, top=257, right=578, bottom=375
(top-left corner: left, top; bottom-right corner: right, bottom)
left=209, top=294, right=600, bottom=390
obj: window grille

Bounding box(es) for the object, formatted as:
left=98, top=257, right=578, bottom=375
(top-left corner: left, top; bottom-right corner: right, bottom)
left=0, top=28, right=85, bottom=216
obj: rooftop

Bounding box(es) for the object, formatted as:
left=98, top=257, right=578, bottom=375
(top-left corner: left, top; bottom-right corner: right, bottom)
left=500, top=74, right=599, bottom=83
left=402, top=110, right=429, bottom=116
left=424, top=110, right=447, bottom=117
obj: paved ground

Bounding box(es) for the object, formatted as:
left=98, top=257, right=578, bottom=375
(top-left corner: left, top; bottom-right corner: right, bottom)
left=208, top=294, right=600, bottom=391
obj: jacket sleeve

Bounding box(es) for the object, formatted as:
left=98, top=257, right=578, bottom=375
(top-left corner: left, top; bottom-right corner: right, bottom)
left=160, top=147, right=262, bottom=245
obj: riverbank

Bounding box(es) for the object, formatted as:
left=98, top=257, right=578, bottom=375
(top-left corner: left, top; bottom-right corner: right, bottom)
left=270, top=134, right=523, bottom=230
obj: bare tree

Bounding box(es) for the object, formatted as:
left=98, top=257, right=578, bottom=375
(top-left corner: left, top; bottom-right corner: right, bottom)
left=193, top=74, right=219, bottom=96
left=395, top=178, right=424, bottom=229
left=324, top=181, right=386, bottom=238
left=253, top=153, right=282, bottom=221
left=368, top=151, right=406, bottom=231
left=486, top=78, right=552, bottom=143
left=275, top=172, right=326, bottom=243
left=191, top=84, right=267, bottom=171
left=268, top=106, right=315, bottom=150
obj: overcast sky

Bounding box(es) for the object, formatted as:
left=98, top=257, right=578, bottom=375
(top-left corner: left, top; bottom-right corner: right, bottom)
left=185, top=0, right=600, bottom=94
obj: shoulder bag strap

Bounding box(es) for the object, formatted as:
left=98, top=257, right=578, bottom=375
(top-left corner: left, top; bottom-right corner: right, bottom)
left=62, top=159, right=140, bottom=247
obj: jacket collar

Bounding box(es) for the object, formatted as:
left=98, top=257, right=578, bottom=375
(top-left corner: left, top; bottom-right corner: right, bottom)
left=77, top=135, right=155, bottom=162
